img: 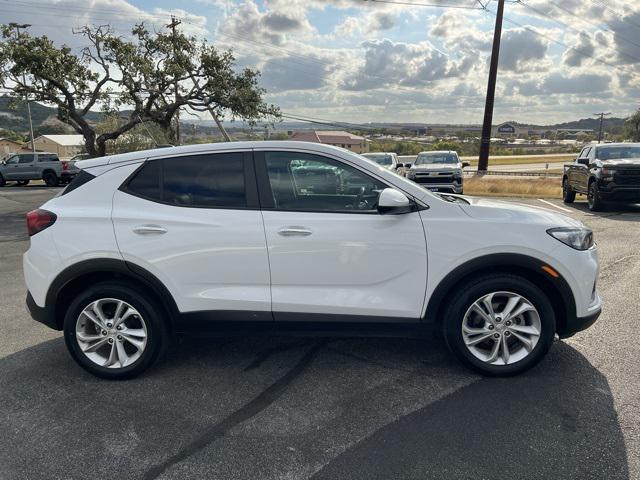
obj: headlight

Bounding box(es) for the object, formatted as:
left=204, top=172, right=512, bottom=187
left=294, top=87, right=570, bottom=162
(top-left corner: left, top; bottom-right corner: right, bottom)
left=547, top=227, right=594, bottom=250
left=602, top=167, right=616, bottom=180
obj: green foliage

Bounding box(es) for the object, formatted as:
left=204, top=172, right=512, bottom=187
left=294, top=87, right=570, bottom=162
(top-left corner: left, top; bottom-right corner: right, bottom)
left=432, top=140, right=462, bottom=153
left=625, top=109, right=640, bottom=142
left=0, top=23, right=280, bottom=157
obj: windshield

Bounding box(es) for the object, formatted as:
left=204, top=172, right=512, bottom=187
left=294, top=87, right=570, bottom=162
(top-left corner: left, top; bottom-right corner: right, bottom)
left=363, top=153, right=393, bottom=166
left=415, top=152, right=458, bottom=165
left=596, top=146, right=640, bottom=160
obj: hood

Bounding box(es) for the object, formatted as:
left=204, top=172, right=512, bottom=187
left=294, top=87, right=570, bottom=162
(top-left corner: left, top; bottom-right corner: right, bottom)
left=459, top=196, right=583, bottom=228
left=602, top=159, right=640, bottom=167
left=411, top=163, right=461, bottom=171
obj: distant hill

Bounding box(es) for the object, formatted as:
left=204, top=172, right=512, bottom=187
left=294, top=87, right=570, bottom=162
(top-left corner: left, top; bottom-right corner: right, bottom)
left=0, top=95, right=630, bottom=136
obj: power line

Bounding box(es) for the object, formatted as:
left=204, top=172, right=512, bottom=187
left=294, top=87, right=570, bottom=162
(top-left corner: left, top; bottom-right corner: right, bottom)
left=584, top=0, right=640, bottom=31
left=360, top=0, right=481, bottom=9
left=485, top=7, right=640, bottom=79
left=516, top=0, right=640, bottom=64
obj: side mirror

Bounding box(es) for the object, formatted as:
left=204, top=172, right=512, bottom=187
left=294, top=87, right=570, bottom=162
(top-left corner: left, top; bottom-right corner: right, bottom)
left=403, top=163, right=412, bottom=169
left=377, top=188, right=413, bottom=214
left=461, top=161, right=471, bottom=168
left=395, top=164, right=404, bottom=169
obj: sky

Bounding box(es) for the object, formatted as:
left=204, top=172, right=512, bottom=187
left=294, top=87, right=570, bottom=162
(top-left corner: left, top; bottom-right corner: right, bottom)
left=1, top=0, right=640, bottom=125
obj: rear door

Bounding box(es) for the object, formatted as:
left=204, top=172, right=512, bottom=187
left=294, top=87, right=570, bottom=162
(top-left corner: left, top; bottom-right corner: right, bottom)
left=256, top=149, right=428, bottom=321
left=112, top=150, right=272, bottom=320
left=15, top=154, right=36, bottom=180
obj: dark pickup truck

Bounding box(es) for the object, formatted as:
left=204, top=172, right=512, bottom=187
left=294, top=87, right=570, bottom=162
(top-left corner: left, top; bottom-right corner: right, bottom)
left=563, top=143, right=640, bottom=211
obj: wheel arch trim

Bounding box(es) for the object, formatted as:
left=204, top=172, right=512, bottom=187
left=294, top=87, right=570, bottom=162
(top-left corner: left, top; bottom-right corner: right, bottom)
left=424, top=253, right=577, bottom=334
left=45, top=258, right=179, bottom=330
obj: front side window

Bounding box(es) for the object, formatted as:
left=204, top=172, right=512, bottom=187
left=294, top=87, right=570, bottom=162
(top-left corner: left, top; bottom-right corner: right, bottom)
left=4, top=155, right=18, bottom=165
left=18, top=154, right=35, bottom=164
left=264, top=151, right=386, bottom=212
left=125, top=153, right=247, bottom=208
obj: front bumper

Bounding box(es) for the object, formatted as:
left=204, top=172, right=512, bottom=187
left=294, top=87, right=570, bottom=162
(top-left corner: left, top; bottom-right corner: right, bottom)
left=558, top=305, right=602, bottom=339
left=26, top=291, right=60, bottom=330
left=598, top=184, right=640, bottom=202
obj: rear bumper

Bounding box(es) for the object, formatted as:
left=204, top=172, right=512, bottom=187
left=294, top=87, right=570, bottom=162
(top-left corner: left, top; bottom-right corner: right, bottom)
left=26, top=291, right=60, bottom=331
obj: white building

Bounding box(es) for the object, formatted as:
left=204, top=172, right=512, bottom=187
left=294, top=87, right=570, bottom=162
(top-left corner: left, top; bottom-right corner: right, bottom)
left=29, top=134, right=84, bottom=159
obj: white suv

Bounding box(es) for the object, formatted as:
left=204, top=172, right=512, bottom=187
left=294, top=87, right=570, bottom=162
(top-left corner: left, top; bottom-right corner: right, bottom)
left=24, top=142, right=602, bottom=379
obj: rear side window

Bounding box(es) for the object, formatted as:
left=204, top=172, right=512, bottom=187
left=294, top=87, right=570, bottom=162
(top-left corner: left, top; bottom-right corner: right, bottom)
left=124, top=153, right=247, bottom=208
left=18, top=154, right=35, bottom=163
left=60, top=170, right=96, bottom=196
left=38, top=154, right=59, bottom=162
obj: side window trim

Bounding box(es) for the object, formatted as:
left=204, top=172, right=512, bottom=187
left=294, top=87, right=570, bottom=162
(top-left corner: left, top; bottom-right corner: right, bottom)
left=254, top=150, right=395, bottom=214
left=120, top=151, right=260, bottom=210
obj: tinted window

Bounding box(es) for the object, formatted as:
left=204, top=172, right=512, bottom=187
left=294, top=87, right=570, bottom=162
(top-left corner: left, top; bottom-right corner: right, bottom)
left=38, top=154, right=59, bottom=162
left=60, top=170, right=96, bottom=196
left=125, top=153, right=246, bottom=208
left=127, top=160, right=162, bottom=201
left=18, top=154, right=35, bottom=164
left=264, top=152, right=386, bottom=212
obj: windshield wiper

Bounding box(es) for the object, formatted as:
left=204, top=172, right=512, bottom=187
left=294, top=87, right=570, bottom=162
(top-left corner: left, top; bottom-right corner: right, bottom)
left=438, top=193, right=469, bottom=204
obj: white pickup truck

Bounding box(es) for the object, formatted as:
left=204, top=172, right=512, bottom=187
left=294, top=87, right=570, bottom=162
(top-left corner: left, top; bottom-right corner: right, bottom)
left=0, top=152, right=79, bottom=187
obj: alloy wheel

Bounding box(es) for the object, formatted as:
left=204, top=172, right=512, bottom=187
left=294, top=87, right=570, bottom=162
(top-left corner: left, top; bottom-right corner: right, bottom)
left=75, top=298, right=148, bottom=369
left=461, top=291, right=542, bottom=366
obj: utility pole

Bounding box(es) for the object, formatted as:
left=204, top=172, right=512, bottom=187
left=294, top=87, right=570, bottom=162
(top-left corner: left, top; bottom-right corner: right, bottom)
left=9, top=23, right=36, bottom=153
left=478, top=0, right=505, bottom=173
left=167, top=16, right=182, bottom=145
left=594, top=112, right=611, bottom=143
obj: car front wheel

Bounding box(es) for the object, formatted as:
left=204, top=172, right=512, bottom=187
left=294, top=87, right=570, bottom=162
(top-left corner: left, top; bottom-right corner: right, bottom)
left=443, top=274, right=556, bottom=376
left=63, top=281, right=168, bottom=379
left=562, top=178, right=575, bottom=203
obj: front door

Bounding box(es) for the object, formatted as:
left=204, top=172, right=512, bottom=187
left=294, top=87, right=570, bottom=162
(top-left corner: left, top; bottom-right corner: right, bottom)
left=256, top=150, right=428, bottom=321
left=112, top=151, right=271, bottom=319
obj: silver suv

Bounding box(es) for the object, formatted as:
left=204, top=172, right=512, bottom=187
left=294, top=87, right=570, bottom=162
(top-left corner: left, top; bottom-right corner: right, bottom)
left=406, top=151, right=469, bottom=194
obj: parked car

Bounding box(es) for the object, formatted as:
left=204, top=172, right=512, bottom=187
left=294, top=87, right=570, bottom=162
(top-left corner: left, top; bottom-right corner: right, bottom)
left=361, top=152, right=405, bottom=175
left=405, top=151, right=470, bottom=193
left=0, top=152, right=78, bottom=187
left=563, top=143, right=640, bottom=211
left=24, top=141, right=601, bottom=379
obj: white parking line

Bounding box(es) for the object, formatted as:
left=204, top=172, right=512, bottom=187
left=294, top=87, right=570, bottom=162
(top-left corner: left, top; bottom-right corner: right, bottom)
left=537, top=198, right=572, bottom=213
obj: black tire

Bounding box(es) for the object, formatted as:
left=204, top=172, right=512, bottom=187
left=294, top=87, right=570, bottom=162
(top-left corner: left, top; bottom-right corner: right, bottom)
left=443, top=274, right=556, bottom=377
left=43, top=171, right=59, bottom=187
left=0, top=174, right=5, bottom=187
left=587, top=180, right=603, bottom=212
left=562, top=177, right=575, bottom=204
left=63, top=281, right=168, bottom=379
left=16, top=180, right=30, bottom=186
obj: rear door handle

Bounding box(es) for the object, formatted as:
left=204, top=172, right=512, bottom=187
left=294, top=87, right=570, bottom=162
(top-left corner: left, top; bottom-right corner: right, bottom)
left=277, top=226, right=312, bottom=237
left=133, top=225, right=167, bottom=235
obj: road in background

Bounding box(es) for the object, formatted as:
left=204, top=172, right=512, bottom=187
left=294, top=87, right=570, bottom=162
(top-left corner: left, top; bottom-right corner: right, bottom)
left=1, top=187, right=638, bottom=480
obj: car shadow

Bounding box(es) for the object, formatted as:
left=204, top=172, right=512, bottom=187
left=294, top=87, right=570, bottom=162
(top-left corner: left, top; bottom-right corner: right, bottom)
left=0, top=336, right=628, bottom=480
left=565, top=198, right=640, bottom=219
left=312, top=341, right=629, bottom=480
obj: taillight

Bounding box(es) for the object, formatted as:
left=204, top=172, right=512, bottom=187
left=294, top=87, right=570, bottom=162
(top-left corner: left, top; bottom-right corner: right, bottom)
left=26, top=209, right=57, bottom=236
left=62, top=161, right=69, bottom=171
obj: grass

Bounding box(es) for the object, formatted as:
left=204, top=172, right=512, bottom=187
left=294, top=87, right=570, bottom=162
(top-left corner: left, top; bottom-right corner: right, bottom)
left=464, top=155, right=574, bottom=166
left=463, top=176, right=562, bottom=198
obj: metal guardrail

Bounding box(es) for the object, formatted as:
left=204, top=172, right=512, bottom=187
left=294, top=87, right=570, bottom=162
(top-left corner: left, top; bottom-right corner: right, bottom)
left=462, top=171, right=562, bottom=177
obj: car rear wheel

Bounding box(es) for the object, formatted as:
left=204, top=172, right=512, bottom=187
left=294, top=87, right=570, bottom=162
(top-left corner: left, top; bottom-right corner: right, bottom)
left=63, top=282, right=168, bottom=379
left=587, top=181, right=603, bottom=211
left=443, top=274, right=556, bottom=376
left=43, top=171, right=59, bottom=187
left=16, top=180, right=30, bottom=186
left=562, top=178, right=575, bottom=203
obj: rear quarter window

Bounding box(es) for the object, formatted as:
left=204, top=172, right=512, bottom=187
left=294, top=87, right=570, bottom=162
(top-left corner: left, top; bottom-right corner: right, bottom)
left=60, top=170, right=96, bottom=196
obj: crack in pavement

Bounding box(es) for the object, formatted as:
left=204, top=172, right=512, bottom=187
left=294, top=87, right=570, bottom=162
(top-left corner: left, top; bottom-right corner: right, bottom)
left=243, top=339, right=316, bottom=372
left=142, top=340, right=327, bottom=480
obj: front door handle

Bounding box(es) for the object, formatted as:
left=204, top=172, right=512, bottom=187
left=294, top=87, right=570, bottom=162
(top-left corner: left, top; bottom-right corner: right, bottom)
left=277, top=226, right=312, bottom=237
left=133, top=224, right=167, bottom=235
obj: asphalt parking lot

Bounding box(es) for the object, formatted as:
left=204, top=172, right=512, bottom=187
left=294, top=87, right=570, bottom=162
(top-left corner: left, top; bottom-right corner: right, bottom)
left=1, top=185, right=639, bottom=480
